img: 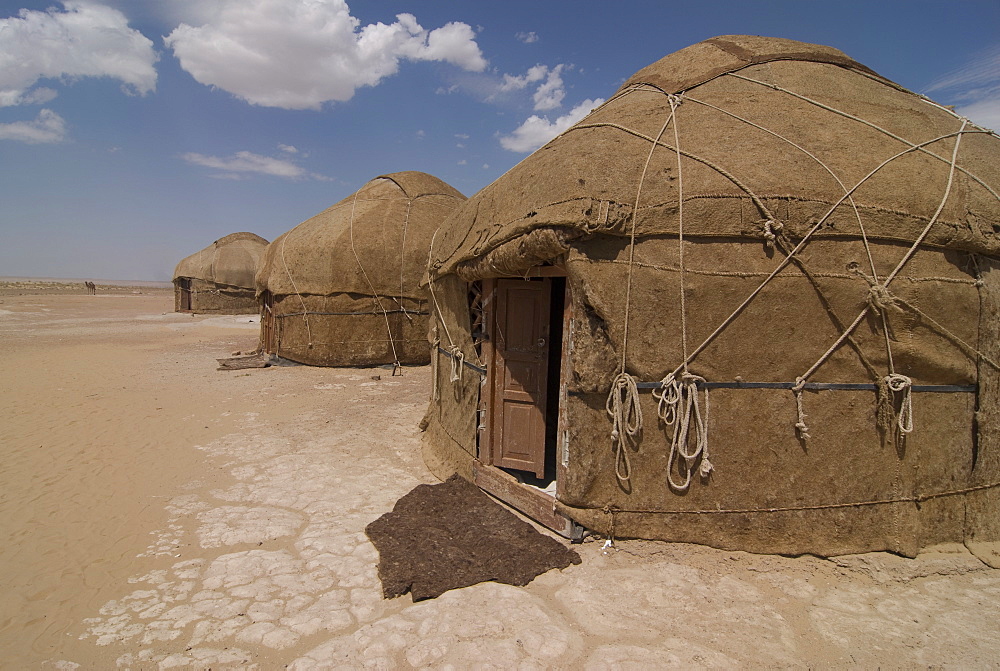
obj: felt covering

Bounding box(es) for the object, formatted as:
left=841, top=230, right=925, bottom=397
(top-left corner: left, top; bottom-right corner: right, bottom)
left=422, top=36, right=1000, bottom=556
left=173, top=232, right=269, bottom=313
left=256, top=172, right=465, bottom=366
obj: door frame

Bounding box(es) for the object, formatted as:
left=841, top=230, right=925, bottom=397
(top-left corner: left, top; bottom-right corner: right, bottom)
left=261, top=290, right=277, bottom=354
left=478, top=265, right=571, bottom=494
left=179, top=278, right=192, bottom=311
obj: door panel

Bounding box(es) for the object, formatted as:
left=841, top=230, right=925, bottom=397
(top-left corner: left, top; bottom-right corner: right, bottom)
left=261, top=291, right=276, bottom=353
left=491, top=279, right=550, bottom=477
left=180, top=279, right=192, bottom=311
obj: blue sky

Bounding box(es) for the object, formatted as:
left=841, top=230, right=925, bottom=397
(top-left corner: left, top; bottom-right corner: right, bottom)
left=1, top=0, right=998, bottom=281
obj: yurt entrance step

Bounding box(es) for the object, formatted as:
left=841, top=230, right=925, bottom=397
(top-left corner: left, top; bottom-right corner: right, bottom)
left=472, top=460, right=584, bottom=541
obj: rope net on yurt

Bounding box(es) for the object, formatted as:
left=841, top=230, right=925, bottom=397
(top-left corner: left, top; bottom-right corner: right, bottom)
left=423, top=36, right=1000, bottom=555
left=257, top=172, right=465, bottom=367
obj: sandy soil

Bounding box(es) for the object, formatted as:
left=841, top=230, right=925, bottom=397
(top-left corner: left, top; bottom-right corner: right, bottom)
left=2, top=288, right=999, bottom=669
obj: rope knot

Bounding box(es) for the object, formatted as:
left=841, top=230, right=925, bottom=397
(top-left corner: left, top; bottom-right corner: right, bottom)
left=884, top=373, right=914, bottom=435
left=867, top=284, right=897, bottom=313
left=666, top=93, right=684, bottom=108
left=792, top=377, right=811, bottom=440
left=762, top=219, right=783, bottom=249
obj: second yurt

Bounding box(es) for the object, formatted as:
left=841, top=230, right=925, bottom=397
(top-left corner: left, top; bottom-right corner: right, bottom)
left=255, top=171, right=465, bottom=367
left=173, top=232, right=269, bottom=314
left=421, top=36, right=1000, bottom=558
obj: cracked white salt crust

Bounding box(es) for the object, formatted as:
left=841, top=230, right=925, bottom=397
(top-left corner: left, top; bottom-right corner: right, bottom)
left=196, top=506, right=304, bottom=548
left=75, top=362, right=1000, bottom=668
left=288, top=582, right=583, bottom=669
left=81, top=395, right=429, bottom=667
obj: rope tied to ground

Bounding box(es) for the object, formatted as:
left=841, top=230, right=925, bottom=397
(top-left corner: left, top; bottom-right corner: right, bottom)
left=606, top=372, right=643, bottom=485
left=655, top=372, right=712, bottom=491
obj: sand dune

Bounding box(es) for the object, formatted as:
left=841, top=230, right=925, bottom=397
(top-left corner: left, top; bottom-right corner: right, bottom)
left=2, top=291, right=999, bottom=668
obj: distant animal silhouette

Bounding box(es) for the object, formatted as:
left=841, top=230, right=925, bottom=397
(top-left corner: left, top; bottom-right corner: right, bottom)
left=84, top=281, right=96, bottom=294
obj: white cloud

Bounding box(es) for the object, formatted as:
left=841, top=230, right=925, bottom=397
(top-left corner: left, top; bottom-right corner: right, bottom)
left=455, top=133, right=469, bottom=139
left=0, top=87, right=59, bottom=107
left=516, top=31, right=538, bottom=44
left=924, top=45, right=1000, bottom=131
left=0, top=109, right=68, bottom=143
left=496, top=63, right=567, bottom=111
left=498, top=64, right=548, bottom=93
left=532, top=64, right=565, bottom=111
left=0, top=1, right=157, bottom=107
left=956, top=99, right=1000, bottom=132
left=457, top=159, right=467, bottom=165
left=181, top=150, right=329, bottom=180
left=278, top=143, right=298, bottom=154
left=926, top=46, right=1000, bottom=95
left=164, top=0, right=486, bottom=110
left=499, top=98, right=604, bottom=153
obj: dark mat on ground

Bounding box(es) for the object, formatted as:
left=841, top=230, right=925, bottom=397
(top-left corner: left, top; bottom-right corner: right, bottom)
left=366, top=474, right=581, bottom=601
left=216, top=353, right=272, bottom=370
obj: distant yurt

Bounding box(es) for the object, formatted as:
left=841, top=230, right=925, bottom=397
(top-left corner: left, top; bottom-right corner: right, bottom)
left=422, top=35, right=1000, bottom=558
left=173, top=232, right=269, bottom=314
left=255, top=171, right=465, bottom=367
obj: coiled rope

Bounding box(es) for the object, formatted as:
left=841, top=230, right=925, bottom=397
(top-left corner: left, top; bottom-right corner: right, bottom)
left=654, top=372, right=712, bottom=491
left=605, top=97, right=677, bottom=487
left=660, top=94, right=712, bottom=491
left=606, top=373, right=642, bottom=484
left=885, top=373, right=914, bottom=435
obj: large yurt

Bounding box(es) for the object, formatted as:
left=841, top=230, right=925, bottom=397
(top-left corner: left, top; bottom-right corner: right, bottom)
left=173, top=232, right=269, bottom=314
left=255, top=171, right=465, bottom=367
left=421, top=35, right=1000, bottom=558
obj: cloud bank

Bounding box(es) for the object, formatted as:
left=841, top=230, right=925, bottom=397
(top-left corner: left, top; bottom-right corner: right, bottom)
left=164, top=0, right=487, bottom=110
left=0, top=1, right=157, bottom=107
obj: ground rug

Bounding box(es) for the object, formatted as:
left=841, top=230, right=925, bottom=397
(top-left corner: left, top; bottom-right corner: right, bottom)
left=366, top=474, right=581, bottom=600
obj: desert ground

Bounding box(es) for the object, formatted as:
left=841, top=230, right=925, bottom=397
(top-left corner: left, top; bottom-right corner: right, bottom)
left=2, top=283, right=1000, bottom=669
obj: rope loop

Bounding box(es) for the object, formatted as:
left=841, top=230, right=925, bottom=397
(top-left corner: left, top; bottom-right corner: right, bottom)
left=448, top=346, right=465, bottom=384
left=656, top=372, right=711, bottom=491
left=606, top=372, right=643, bottom=486
left=792, top=376, right=811, bottom=440
left=652, top=372, right=680, bottom=424
left=885, top=373, right=914, bottom=434
left=430, top=332, right=441, bottom=401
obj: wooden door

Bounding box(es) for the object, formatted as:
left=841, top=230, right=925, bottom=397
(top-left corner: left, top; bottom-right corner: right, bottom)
left=261, top=291, right=277, bottom=353
left=491, top=279, right=550, bottom=477
left=180, top=279, right=192, bottom=311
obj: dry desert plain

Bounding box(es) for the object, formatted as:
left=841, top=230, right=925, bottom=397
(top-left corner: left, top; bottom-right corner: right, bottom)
left=2, top=282, right=1000, bottom=669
